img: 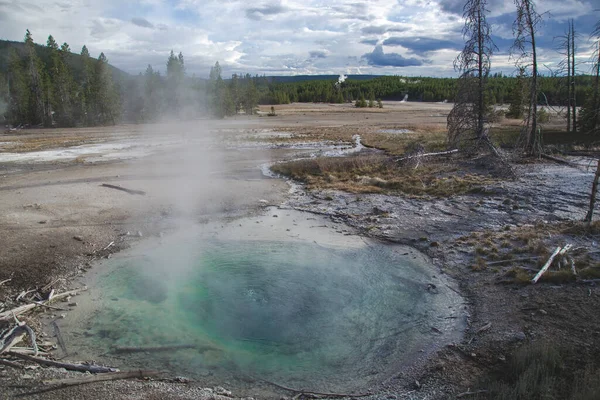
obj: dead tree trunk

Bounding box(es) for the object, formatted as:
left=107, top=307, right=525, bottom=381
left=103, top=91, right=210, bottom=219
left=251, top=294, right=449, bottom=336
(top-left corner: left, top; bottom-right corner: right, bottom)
left=571, top=20, right=577, bottom=132
left=585, top=159, right=600, bottom=224
left=512, top=0, right=542, bottom=157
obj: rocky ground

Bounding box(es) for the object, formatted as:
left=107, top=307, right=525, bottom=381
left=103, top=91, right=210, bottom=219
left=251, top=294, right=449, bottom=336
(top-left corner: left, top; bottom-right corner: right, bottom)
left=1, top=103, right=599, bottom=399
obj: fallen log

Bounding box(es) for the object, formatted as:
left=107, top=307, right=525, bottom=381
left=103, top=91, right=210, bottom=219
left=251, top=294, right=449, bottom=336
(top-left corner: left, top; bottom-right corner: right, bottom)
left=52, top=321, right=68, bottom=356
left=531, top=246, right=562, bottom=284
left=19, top=370, right=159, bottom=396
left=112, top=344, right=203, bottom=354
left=0, top=288, right=86, bottom=321
left=256, top=376, right=371, bottom=398
left=0, top=358, right=24, bottom=370
left=0, top=324, right=38, bottom=356
left=33, top=302, right=67, bottom=312
left=395, top=149, right=458, bottom=162
left=100, top=184, right=146, bottom=196
left=0, top=304, right=37, bottom=321
left=6, top=352, right=118, bottom=373
left=456, top=390, right=488, bottom=398
left=541, top=154, right=582, bottom=169
left=486, top=256, right=540, bottom=266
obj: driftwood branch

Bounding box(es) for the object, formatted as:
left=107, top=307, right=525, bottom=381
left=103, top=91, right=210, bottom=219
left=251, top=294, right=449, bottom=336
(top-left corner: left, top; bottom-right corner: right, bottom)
left=52, top=321, right=68, bottom=357
left=0, top=288, right=87, bottom=321
left=541, top=154, right=582, bottom=169
left=18, top=370, right=159, bottom=397
left=456, top=390, right=488, bottom=398
left=100, top=184, right=146, bottom=196
left=585, top=159, right=600, bottom=223
left=0, top=358, right=25, bottom=369
left=6, top=352, right=118, bottom=373
left=112, top=344, right=202, bottom=354
left=531, top=246, right=562, bottom=284
left=395, top=149, right=459, bottom=162
left=255, top=376, right=371, bottom=398
left=486, top=256, right=540, bottom=266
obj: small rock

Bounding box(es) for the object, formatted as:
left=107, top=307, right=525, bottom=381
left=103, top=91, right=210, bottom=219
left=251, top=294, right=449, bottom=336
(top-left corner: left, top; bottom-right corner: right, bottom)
left=514, top=331, right=527, bottom=341
left=73, top=236, right=83, bottom=242
left=272, top=215, right=278, bottom=218
left=59, top=314, right=67, bottom=319
left=173, top=376, right=190, bottom=383
left=38, top=220, right=47, bottom=224
left=414, top=380, right=421, bottom=389
left=62, top=296, right=71, bottom=303
left=539, top=309, right=547, bottom=315
left=68, top=302, right=78, bottom=307
left=214, top=386, right=232, bottom=397
left=136, top=231, right=143, bottom=237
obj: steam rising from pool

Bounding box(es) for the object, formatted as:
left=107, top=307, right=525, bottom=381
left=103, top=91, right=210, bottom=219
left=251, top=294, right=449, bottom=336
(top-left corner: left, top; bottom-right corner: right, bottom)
left=62, top=212, right=463, bottom=394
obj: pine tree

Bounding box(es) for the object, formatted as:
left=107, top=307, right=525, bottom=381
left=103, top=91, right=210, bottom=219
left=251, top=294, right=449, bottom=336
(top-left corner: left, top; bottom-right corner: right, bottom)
left=166, top=50, right=185, bottom=114
left=79, top=45, right=95, bottom=125
left=243, top=77, right=258, bottom=115
left=24, top=30, right=46, bottom=126
left=7, top=48, right=29, bottom=125
left=46, top=36, right=76, bottom=126
left=209, top=61, right=226, bottom=118
left=0, top=72, right=8, bottom=124
left=143, top=64, right=163, bottom=121
left=506, top=67, right=526, bottom=119
left=92, top=53, right=119, bottom=124
left=355, top=93, right=367, bottom=108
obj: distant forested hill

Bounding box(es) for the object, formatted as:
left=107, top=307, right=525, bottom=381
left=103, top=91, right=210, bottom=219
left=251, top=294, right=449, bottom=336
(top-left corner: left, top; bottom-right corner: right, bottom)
left=0, top=39, right=129, bottom=82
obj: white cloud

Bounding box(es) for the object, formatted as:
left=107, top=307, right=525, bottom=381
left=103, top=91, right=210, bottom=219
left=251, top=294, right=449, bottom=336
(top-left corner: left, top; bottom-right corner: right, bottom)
left=0, top=0, right=596, bottom=77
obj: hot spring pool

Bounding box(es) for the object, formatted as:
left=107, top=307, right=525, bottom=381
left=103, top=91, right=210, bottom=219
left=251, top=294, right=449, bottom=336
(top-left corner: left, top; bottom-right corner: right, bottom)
left=60, top=211, right=464, bottom=394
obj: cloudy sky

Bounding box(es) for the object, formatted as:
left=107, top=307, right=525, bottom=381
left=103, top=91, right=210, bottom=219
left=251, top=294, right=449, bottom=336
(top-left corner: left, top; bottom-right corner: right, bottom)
left=0, top=0, right=598, bottom=78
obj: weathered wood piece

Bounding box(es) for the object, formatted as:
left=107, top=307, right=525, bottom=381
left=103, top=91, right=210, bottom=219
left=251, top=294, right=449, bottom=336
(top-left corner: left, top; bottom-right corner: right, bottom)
left=52, top=321, right=68, bottom=356
left=100, top=184, right=146, bottom=196
left=456, top=390, right=488, bottom=398
left=396, top=149, right=458, bottom=162
left=112, top=344, right=202, bottom=354
left=0, top=358, right=24, bottom=369
left=6, top=352, right=118, bottom=373
left=20, top=370, right=159, bottom=396
left=531, top=246, right=562, bottom=284
left=585, top=159, right=600, bottom=223
left=0, top=288, right=86, bottom=321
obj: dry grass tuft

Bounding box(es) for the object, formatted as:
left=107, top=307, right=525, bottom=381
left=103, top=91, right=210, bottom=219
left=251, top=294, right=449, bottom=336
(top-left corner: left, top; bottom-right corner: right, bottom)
left=270, top=154, right=496, bottom=197
left=505, top=267, right=532, bottom=284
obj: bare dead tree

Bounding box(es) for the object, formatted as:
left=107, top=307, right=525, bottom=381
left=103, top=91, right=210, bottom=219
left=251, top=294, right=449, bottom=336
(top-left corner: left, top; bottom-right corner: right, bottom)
left=512, top=0, right=543, bottom=157
left=556, top=19, right=578, bottom=133
left=571, top=20, right=577, bottom=131
left=557, top=23, right=573, bottom=132
left=580, top=20, right=600, bottom=134
left=448, top=0, right=497, bottom=154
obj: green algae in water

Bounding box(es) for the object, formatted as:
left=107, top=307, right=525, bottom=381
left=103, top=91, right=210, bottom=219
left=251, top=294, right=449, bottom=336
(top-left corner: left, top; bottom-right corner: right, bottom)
left=69, top=238, right=460, bottom=392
